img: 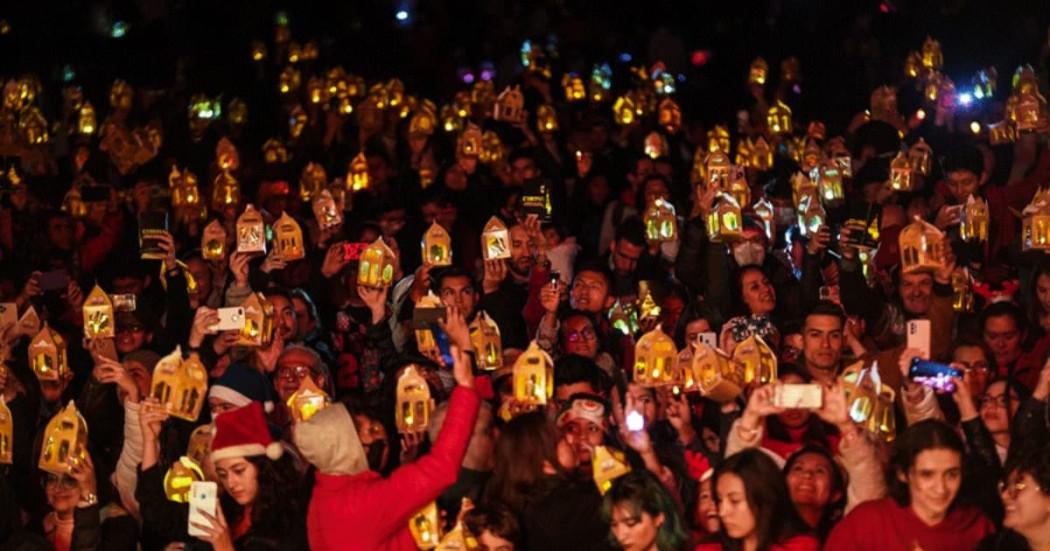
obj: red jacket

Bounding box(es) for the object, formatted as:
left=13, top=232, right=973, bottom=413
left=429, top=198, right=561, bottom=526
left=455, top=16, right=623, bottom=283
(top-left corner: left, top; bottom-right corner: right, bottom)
left=825, top=497, right=994, bottom=551
left=305, top=386, right=481, bottom=551
left=694, top=534, right=820, bottom=551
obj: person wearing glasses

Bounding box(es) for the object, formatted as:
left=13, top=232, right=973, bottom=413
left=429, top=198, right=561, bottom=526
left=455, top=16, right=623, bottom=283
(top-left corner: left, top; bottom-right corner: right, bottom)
left=977, top=445, right=1050, bottom=551
left=40, top=452, right=137, bottom=551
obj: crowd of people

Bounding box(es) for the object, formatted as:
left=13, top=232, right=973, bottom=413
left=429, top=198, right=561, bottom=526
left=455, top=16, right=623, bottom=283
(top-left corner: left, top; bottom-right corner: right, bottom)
left=1, top=7, right=1050, bottom=551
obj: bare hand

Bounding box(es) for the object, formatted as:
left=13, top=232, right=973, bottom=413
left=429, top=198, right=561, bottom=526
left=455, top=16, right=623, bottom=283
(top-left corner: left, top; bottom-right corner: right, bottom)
left=450, top=344, right=475, bottom=389
left=260, top=250, right=288, bottom=274
left=158, top=232, right=178, bottom=272
left=254, top=330, right=284, bottom=373
left=189, top=307, right=220, bottom=348
left=815, top=381, right=851, bottom=429
left=138, top=398, right=170, bottom=442
left=65, top=280, right=84, bottom=310
left=357, top=284, right=389, bottom=325
left=482, top=260, right=507, bottom=294
left=539, top=281, right=560, bottom=314
left=741, top=384, right=784, bottom=429
left=934, top=205, right=962, bottom=230
left=399, top=431, right=424, bottom=464
left=439, top=305, right=472, bottom=352
left=68, top=451, right=97, bottom=498
left=409, top=263, right=434, bottom=304
left=229, top=252, right=250, bottom=288
left=191, top=507, right=235, bottom=551
left=806, top=225, right=831, bottom=256
left=934, top=247, right=956, bottom=285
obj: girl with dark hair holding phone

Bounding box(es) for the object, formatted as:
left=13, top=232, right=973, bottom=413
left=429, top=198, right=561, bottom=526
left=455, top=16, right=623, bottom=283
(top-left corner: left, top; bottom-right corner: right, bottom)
left=602, top=470, right=689, bottom=551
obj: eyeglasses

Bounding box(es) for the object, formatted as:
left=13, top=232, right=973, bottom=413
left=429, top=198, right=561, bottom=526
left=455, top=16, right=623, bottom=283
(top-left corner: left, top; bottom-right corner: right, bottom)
left=43, top=474, right=78, bottom=490
left=978, top=394, right=1015, bottom=410
left=565, top=328, right=596, bottom=342
left=999, top=479, right=1042, bottom=498
left=276, top=364, right=315, bottom=382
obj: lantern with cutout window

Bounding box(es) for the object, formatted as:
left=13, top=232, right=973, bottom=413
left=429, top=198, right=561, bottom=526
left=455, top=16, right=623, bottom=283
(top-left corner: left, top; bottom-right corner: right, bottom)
left=201, top=220, right=227, bottom=261
left=692, top=344, right=744, bottom=403
left=150, top=347, right=208, bottom=422
left=750, top=136, right=773, bottom=171
left=396, top=365, right=433, bottom=434
left=237, top=293, right=275, bottom=347
left=643, top=198, right=677, bottom=245
left=707, top=125, right=730, bottom=154
left=422, top=222, right=452, bottom=266
left=731, top=334, right=777, bottom=385
left=494, top=86, right=525, bottom=123
left=817, top=164, right=845, bottom=207
left=889, top=151, right=914, bottom=192
left=749, top=57, right=769, bottom=86
left=705, top=151, right=732, bottom=191
left=348, top=152, right=369, bottom=191
left=29, top=323, right=67, bottom=383
left=288, top=377, right=330, bottom=423
left=752, top=198, right=776, bottom=243
left=0, top=398, right=11, bottom=464
left=312, top=189, right=342, bottom=231
left=299, top=163, right=326, bottom=203
left=960, top=195, right=989, bottom=243
left=38, top=401, right=88, bottom=475
left=273, top=212, right=305, bottom=261
left=470, top=311, right=503, bottom=371
left=899, top=216, right=946, bottom=274
left=767, top=100, right=792, bottom=136
left=593, top=446, right=631, bottom=496
left=1023, top=189, right=1050, bottom=251
left=481, top=216, right=511, bottom=260
left=211, top=171, right=240, bottom=212
left=797, top=192, right=826, bottom=238
left=409, top=502, right=441, bottom=550
left=82, top=285, right=114, bottom=340
left=633, top=328, right=678, bottom=387
left=727, top=166, right=751, bottom=208
left=163, top=456, right=204, bottom=503
left=513, top=341, right=554, bottom=406
left=706, top=193, right=743, bottom=243
left=236, top=204, right=266, bottom=254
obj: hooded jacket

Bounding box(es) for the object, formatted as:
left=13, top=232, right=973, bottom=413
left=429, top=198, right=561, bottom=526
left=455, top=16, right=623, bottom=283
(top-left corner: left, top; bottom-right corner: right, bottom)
left=295, top=385, right=480, bottom=551
left=824, top=497, right=994, bottom=551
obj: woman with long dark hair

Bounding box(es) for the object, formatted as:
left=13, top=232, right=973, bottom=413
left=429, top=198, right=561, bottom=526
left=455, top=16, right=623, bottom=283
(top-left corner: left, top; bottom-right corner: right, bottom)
left=781, top=445, right=846, bottom=542
left=602, top=470, right=689, bottom=551
left=977, top=444, right=1050, bottom=550
left=719, top=265, right=779, bottom=354
left=696, top=448, right=818, bottom=551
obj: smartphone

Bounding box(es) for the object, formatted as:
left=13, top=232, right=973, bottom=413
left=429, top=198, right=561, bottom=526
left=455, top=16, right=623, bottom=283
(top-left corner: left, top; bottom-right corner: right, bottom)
left=342, top=242, right=368, bottom=262
left=38, top=270, right=70, bottom=292
left=111, top=294, right=136, bottom=312
left=0, top=303, right=15, bottom=329
left=549, top=271, right=561, bottom=289
left=212, top=307, right=245, bottom=331
left=906, top=320, right=931, bottom=359
left=818, top=286, right=840, bottom=304
left=697, top=332, right=718, bottom=348
left=139, top=211, right=170, bottom=260
left=93, top=338, right=119, bottom=362
left=909, top=358, right=961, bottom=393
left=187, top=481, right=218, bottom=538
left=433, top=324, right=454, bottom=367
left=773, top=383, right=824, bottom=409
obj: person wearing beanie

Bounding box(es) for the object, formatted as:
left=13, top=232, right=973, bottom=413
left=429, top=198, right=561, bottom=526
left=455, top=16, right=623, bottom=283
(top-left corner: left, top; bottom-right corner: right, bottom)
left=294, top=343, right=481, bottom=551
left=190, top=401, right=307, bottom=550
left=207, top=363, right=276, bottom=418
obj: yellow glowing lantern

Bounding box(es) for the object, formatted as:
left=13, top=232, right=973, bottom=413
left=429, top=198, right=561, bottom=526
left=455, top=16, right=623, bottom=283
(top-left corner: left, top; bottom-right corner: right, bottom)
left=749, top=57, right=769, bottom=86
left=19, top=107, right=49, bottom=144
left=643, top=198, right=677, bottom=244
left=237, top=293, right=275, bottom=347
left=150, top=347, right=207, bottom=422
left=921, top=37, right=943, bottom=70
left=870, top=385, right=897, bottom=442
left=592, top=445, right=631, bottom=496
left=110, top=79, right=133, bottom=111
left=727, top=166, right=751, bottom=208
left=215, top=137, right=239, bottom=172
left=346, top=152, right=369, bottom=191
left=83, top=285, right=114, bottom=340
left=817, top=164, right=845, bottom=206
left=409, top=502, right=441, bottom=550
left=458, top=123, right=483, bottom=158
left=643, top=131, right=668, bottom=160
left=29, top=323, right=67, bottom=382
left=1016, top=93, right=1046, bottom=133
left=163, top=456, right=204, bottom=503
left=38, top=401, right=88, bottom=475
left=250, top=41, right=266, bottom=62
left=987, top=120, right=1016, bottom=145
left=608, top=299, right=640, bottom=336
left=752, top=197, right=776, bottom=243
left=563, top=74, right=587, bottom=102
left=797, top=192, right=826, bottom=238
left=0, top=397, right=11, bottom=464
left=767, top=100, right=792, bottom=135
left=613, top=95, right=636, bottom=126
left=870, top=86, right=898, bottom=120
left=357, top=237, right=398, bottom=289
left=262, top=138, right=288, bottom=164
left=288, top=104, right=308, bottom=139
left=833, top=152, right=852, bottom=178
left=639, top=288, right=661, bottom=321
left=952, top=268, right=975, bottom=313
left=494, top=85, right=525, bottom=123
left=908, top=137, right=933, bottom=177
left=396, top=365, right=433, bottom=434
left=410, top=106, right=437, bottom=137
left=707, top=125, right=730, bottom=154
left=273, top=212, right=305, bottom=261
left=801, top=139, right=822, bottom=172
left=228, top=98, right=248, bottom=126
left=422, top=222, right=453, bottom=266
left=168, top=166, right=200, bottom=209
left=513, top=341, right=554, bottom=406
left=904, top=51, right=922, bottom=79
left=470, top=311, right=503, bottom=371
left=707, top=193, right=743, bottom=243
left=287, top=377, right=330, bottom=423
left=789, top=172, right=815, bottom=210
left=705, top=151, right=732, bottom=191
left=185, top=424, right=212, bottom=467
left=960, top=195, right=989, bottom=243
left=658, top=97, right=681, bottom=134
left=735, top=137, right=752, bottom=168
left=287, top=41, right=302, bottom=64
left=312, top=189, right=342, bottom=231
left=749, top=136, right=773, bottom=171
left=78, top=102, right=96, bottom=135
left=732, top=334, right=777, bottom=385
left=278, top=66, right=301, bottom=95
left=633, top=327, right=677, bottom=387
left=201, top=219, right=227, bottom=261
left=899, top=216, right=946, bottom=274
left=693, top=344, right=744, bottom=403
left=1022, top=188, right=1050, bottom=251
left=480, top=131, right=504, bottom=164
left=236, top=204, right=266, bottom=254
left=481, top=216, right=511, bottom=260
left=439, top=105, right=462, bottom=133
left=889, top=151, right=914, bottom=192
left=211, top=171, right=240, bottom=211
left=924, top=71, right=943, bottom=102
left=536, top=104, right=558, bottom=134
left=299, top=162, right=327, bottom=203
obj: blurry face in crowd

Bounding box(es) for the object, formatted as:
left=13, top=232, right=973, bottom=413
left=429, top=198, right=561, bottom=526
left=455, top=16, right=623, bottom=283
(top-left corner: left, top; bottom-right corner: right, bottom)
left=632, top=159, right=654, bottom=186
left=116, top=321, right=151, bottom=355
left=121, top=360, right=152, bottom=402
left=979, top=380, right=1020, bottom=436
left=422, top=201, right=457, bottom=230
left=352, top=413, right=390, bottom=471
left=268, top=295, right=298, bottom=342
left=44, top=473, right=81, bottom=515
left=378, top=208, right=407, bottom=237
left=208, top=397, right=240, bottom=419
left=610, top=503, right=663, bottom=551
left=511, top=157, right=538, bottom=186
left=983, top=314, right=1023, bottom=367
left=776, top=373, right=813, bottom=428
left=185, top=258, right=213, bottom=304
left=561, top=315, right=598, bottom=359
left=902, top=448, right=962, bottom=524
left=1036, top=274, right=1050, bottom=315
left=508, top=225, right=534, bottom=277
left=336, top=353, right=359, bottom=392
left=40, top=374, right=72, bottom=404
left=684, top=319, right=713, bottom=347
left=642, top=178, right=669, bottom=207
left=899, top=272, right=934, bottom=315
left=695, top=476, right=721, bottom=535
left=439, top=275, right=477, bottom=315
left=716, top=473, right=757, bottom=540
left=660, top=295, right=685, bottom=335
left=215, top=457, right=259, bottom=506
left=802, top=314, right=844, bottom=377
left=444, top=163, right=468, bottom=191
left=731, top=229, right=767, bottom=268
left=786, top=451, right=840, bottom=516
left=588, top=175, right=611, bottom=206
left=570, top=270, right=611, bottom=313
left=740, top=269, right=776, bottom=315
left=953, top=345, right=991, bottom=396
left=367, top=155, right=392, bottom=189
left=553, top=380, right=597, bottom=412
left=1000, top=470, right=1050, bottom=534
left=275, top=348, right=326, bottom=403
left=627, top=383, right=656, bottom=425
left=292, top=296, right=314, bottom=340
left=47, top=215, right=76, bottom=252
left=946, top=169, right=980, bottom=203
left=610, top=239, right=644, bottom=276
left=112, top=275, right=146, bottom=296
left=560, top=417, right=604, bottom=465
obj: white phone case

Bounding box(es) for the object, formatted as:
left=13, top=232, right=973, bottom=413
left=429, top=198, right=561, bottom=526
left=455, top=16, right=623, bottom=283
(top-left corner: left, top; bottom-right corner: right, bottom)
left=907, top=320, right=932, bottom=359
left=212, top=307, right=246, bottom=331
left=187, top=481, right=218, bottom=537
left=698, top=332, right=718, bottom=348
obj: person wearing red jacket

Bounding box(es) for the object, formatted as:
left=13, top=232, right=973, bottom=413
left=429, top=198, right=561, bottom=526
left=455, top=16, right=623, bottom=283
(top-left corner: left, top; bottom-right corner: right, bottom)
left=293, top=340, right=480, bottom=551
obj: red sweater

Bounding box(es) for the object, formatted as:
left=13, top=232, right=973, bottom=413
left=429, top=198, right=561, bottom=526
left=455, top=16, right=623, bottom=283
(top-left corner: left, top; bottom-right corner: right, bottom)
left=825, top=497, right=994, bottom=551
left=305, top=386, right=481, bottom=551
left=694, top=534, right=820, bottom=551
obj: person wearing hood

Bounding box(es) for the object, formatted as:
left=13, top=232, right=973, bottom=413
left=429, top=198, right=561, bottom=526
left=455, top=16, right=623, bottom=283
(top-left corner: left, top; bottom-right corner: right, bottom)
left=293, top=340, right=480, bottom=551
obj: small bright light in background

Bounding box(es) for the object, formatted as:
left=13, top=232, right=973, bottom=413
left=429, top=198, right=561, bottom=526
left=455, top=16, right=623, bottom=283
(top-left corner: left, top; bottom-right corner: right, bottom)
left=970, top=121, right=981, bottom=134
left=479, top=62, right=495, bottom=81
left=395, top=10, right=408, bottom=21
left=973, top=87, right=985, bottom=100
left=916, top=108, right=927, bottom=120
left=957, top=92, right=972, bottom=106
left=792, top=83, right=802, bottom=94
left=618, top=52, right=632, bottom=63
left=62, top=65, right=76, bottom=82
left=461, top=72, right=475, bottom=84
left=626, top=410, right=644, bottom=432
left=110, top=20, right=127, bottom=38
left=690, top=50, right=711, bottom=67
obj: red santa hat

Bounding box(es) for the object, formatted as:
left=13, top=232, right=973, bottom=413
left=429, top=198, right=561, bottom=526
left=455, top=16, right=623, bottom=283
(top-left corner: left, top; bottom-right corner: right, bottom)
left=210, top=401, right=283, bottom=462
